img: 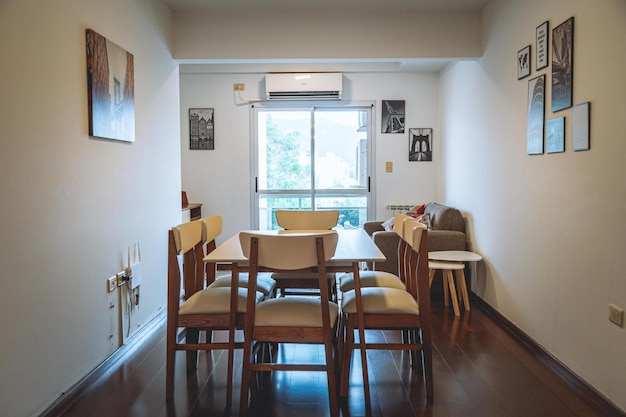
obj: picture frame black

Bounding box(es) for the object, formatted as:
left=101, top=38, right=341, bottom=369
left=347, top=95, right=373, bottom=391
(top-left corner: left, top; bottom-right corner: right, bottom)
left=536, top=21, right=549, bottom=71
left=408, top=128, right=433, bottom=161
left=572, top=101, right=590, bottom=151
left=189, top=108, right=214, bottom=150
left=527, top=74, right=545, bottom=155
left=381, top=100, right=405, bottom=133
left=517, top=45, right=531, bottom=80
left=551, top=17, right=574, bottom=112
left=546, top=117, right=565, bottom=153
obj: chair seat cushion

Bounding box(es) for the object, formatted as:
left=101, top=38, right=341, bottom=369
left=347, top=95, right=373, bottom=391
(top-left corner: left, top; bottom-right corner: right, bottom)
left=208, top=272, right=276, bottom=296
left=341, top=287, right=419, bottom=315
left=255, top=297, right=339, bottom=327
left=339, top=270, right=405, bottom=292
left=180, top=287, right=263, bottom=315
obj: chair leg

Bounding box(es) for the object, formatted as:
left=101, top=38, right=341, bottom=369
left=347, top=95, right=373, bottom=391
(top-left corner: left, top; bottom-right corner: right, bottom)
left=240, top=335, right=253, bottom=416
left=324, top=330, right=339, bottom=417
left=165, top=331, right=176, bottom=399
left=339, top=316, right=354, bottom=397
left=186, top=328, right=199, bottom=372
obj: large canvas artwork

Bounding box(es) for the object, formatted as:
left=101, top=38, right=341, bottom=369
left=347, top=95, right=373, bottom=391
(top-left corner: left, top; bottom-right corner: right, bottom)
left=86, top=29, right=135, bottom=142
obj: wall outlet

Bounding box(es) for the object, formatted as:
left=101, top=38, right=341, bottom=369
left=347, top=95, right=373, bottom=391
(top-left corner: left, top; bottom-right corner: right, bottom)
left=609, top=303, right=624, bottom=327
left=107, top=276, right=117, bottom=292
left=233, top=83, right=245, bottom=91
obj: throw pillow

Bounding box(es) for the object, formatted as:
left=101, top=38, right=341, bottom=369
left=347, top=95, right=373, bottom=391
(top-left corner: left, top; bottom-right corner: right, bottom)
left=382, top=217, right=394, bottom=231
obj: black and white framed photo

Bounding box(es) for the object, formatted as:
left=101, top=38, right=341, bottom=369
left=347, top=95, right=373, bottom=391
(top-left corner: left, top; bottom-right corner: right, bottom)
left=572, top=101, right=590, bottom=151
left=189, top=108, right=214, bottom=150
left=408, top=128, right=432, bottom=161
left=381, top=100, right=405, bottom=133
left=552, top=17, right=574, bottom=112
left=517, top=45, right=531, bottom=80
left=527, top=74, right=545, bottom=155
left=546, top=117, right=565, bottom=153
left=536, top=21, right=549, bottom=70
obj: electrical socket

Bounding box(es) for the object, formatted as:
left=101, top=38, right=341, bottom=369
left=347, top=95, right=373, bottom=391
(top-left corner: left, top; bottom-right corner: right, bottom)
left=609, top=303, right=624, bottom=327
left=107, top=276, right=117, bottom=292
left=233, top=83, right=245, bottom=91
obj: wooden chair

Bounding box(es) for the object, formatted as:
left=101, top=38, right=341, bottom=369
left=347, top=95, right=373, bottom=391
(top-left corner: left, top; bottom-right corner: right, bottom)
left=272, top=209, right=339, bottom=300
left=338, top=219, right=434, bottom=404
left=165, top=220, right=263, bottom=404
left=338, top=213, right=412, bottom=292
left=239, top=231, right=340, bottom=417
left=200, top=215, right=277, bottom=298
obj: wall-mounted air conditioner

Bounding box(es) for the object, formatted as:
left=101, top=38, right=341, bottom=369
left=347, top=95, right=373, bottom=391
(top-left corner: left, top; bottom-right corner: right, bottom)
left=265, top=72, right=343, bottom=100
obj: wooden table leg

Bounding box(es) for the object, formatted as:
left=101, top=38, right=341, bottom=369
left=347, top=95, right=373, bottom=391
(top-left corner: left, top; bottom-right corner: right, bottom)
left=444, top=269, right=460, bottom=316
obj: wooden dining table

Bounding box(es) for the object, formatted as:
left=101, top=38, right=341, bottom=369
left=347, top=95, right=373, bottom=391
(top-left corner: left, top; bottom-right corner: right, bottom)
left=203, top=228, right=386, bottom=402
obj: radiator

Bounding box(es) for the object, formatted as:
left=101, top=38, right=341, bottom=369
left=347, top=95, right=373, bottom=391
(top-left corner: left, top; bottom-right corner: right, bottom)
left=384, top=204, right=417, bottom=217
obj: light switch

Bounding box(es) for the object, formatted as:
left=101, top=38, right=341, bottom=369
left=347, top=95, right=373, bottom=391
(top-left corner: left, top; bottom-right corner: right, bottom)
left=385, top=161, right=393, bottom=172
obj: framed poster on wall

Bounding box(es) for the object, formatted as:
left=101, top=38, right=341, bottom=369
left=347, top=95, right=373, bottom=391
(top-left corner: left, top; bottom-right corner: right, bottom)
left=551, top=17, right=574, bottom=112
left=527, top=74, right=545, bottom=155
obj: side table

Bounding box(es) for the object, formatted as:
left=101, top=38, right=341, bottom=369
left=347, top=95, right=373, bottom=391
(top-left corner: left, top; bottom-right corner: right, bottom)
left=428, top=251, right=483, bottom=316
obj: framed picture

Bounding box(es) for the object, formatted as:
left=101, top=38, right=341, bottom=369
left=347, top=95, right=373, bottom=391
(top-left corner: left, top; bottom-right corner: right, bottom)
left=536, top=21, right=549, bottom=71
left=572, top=102, right=590, bottom=151
left=86, top=29, right=135, bottom=142
left=527, top=74, right=545, bottom=155
left=552, top=17, right=574, bottom=112
left=189, top=108, right=214, bottom=150
left=381, top=100, right=405, bottom=133
left=408, top=128, right=432, bottom=161
left=517, top=45, right=531, bottom=80
left=546, top=117, right=565, bottom=153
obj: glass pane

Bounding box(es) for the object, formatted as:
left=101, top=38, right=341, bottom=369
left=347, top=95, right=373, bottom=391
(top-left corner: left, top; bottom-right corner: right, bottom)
left=315, top=194, right=368, bottom=229
left=258, top=194, right=312, bottom=230
left=257, top=110, right=311, bottom=191
left=314, top=110, right=368, bottom=190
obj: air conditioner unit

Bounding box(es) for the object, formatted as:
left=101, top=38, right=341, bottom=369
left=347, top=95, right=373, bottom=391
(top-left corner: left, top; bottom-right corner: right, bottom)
left=265, top=73, right=343, bottom=100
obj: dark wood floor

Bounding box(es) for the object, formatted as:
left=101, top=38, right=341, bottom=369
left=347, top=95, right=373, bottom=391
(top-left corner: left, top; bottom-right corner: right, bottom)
left=54, top=301, right=616, bottom=417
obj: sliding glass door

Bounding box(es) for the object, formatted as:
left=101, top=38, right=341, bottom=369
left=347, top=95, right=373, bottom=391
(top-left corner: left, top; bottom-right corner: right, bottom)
left=252, top=104, right=373, bottom=230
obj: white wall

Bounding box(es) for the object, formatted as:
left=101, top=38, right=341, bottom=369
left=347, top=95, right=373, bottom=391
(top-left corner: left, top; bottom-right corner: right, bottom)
left=440, top=0, right=626, bottom=411
left=0, top=1, right=180, bottom=416
left=179, top=72, right=442, bottom=241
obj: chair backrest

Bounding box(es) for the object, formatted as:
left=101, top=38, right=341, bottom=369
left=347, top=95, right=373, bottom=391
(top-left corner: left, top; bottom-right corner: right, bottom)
left=275, top=210, right=339, bottom=230
left=393, top=213, right=413, bottom=282
left=239, top=231, right=338, bottom=271
left=404, top=219, right=429, bottom=301
left=200, top=215, right=222, bottom=244
left=200, top=215, right=223, bottom=285
left=392, top=213, right=413, bottom=234
left=169, top=220, right=204, bottom=299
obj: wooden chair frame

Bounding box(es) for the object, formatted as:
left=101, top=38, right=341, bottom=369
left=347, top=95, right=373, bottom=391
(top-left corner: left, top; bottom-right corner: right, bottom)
left=165, top=220, right=243, bottom=406
left=239, top=232, right=340, bottom=417
left=338, top=220, right=434, bottom=404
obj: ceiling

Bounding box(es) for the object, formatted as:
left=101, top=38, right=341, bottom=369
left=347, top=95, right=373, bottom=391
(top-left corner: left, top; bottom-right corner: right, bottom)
left=164, top=0, right=490, bottom=12
left=166, top=0, right=490, bottom=73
